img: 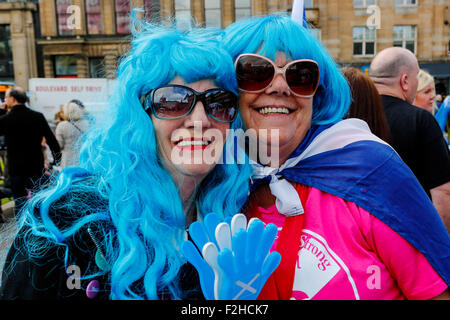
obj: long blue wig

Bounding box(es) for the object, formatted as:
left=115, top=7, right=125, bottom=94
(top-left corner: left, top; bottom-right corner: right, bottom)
left=9, top=17, right=252, bottom=300
left=223, top=14, right=351, bottom=125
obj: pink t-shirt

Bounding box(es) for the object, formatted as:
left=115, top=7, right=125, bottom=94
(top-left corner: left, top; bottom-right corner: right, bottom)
left=251, top=185, right=447, bottom=300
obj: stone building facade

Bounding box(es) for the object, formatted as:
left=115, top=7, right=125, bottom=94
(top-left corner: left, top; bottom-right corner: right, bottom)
left=0, top=1, right=37, bottom=90
left=1, top=0, right=449, bottom=92
left=307, top=0, right=450, bottom=93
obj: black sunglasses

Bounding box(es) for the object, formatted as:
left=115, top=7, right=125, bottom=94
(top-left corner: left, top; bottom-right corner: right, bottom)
left=141, top=85, right=239, bottom=123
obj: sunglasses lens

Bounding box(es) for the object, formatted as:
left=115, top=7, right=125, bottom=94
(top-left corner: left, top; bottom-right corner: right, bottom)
left=236, top=55, right=275, bottom=92
left=152, top=86, right=194, bottom=118
left=286, top=61, right=319, bottom=96
left=204, top=90, right=238, bottom=122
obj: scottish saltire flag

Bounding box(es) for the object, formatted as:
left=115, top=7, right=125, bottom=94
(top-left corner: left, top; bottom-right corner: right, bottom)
left=291, top=0, right=308, bottom=27
left=252, top=119, right=450, bottom=285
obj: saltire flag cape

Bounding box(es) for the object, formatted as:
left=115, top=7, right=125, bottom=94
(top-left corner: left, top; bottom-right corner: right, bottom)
left=250, top=118, right=450, bottom=286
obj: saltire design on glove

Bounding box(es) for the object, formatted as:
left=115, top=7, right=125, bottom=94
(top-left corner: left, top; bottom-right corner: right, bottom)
left=181, top=213, right=281, bottom=300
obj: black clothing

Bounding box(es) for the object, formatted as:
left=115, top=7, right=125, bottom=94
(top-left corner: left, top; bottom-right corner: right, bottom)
left=0, top=226, right=203, bottom=300
left=0, top=105, right=61, bottom=209
left=381, top=95, right=450, bottom=197
left=0, top=105, right=61, bottom=177
left=0, top=187, right=110, bottom=299
left=0, top=189, right=203, bottom=300
left=8, top=174, right=44, bottom=214
left=0, top=226, right=110, bottom=300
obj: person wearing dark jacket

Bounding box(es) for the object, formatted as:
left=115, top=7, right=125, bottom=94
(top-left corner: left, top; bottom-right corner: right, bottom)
left=0, top=86, right=61, bottom=214
left=369, top=47, right=450, bottom=233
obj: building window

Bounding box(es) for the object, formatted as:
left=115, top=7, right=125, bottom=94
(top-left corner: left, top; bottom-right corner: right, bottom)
left=0, top=25, right=14, bottom=81
left=395, top=0, right=417, bottom=6
left=56, top=0, right=75, bottom=36
left=353, top=0, right=376, bottom=7
left=235, top=0, right=251, bottom=22
left=393, top=25, right=416, bottom=54
left=353, top=26, right=376, bottom=56
left=144, top=0, right=160, bottom=22
left=174, top=0, right=191, bottom=20
left=89, top=57, right=105, bottom=78
left=55, top=55, right=78, bottom=78
left=205, top=0, right=221, bottom=28
left=85, top=0, right=103, bottom=35
left=115, top=0, right=131, bottom=34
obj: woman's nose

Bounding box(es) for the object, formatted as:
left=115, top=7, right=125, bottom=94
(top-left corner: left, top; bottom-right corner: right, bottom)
left=184, top=101, right=211, bottom=128
left=265, top=72, right=291, bottom=96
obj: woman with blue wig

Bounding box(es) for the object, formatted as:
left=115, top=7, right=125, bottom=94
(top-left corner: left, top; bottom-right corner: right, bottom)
left=222, top=13, right=450, bottom=300
left=0, top=19, right=253, bottom=300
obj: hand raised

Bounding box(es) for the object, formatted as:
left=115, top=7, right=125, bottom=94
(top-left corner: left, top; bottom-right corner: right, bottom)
left=181, top=213, right=280, bottom=300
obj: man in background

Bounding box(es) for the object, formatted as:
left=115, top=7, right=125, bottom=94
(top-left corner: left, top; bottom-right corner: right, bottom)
left=370, top=47, right=450, bottom=232
left=0, top=86, right=61, bottom=215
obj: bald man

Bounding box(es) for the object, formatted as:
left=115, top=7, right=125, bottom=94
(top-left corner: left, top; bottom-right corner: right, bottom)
left=370, top=47, right=450, bottom=232
left=0, top=86, right=61, bottom=215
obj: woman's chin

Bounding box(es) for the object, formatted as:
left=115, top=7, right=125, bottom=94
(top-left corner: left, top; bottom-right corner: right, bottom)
left=176, top=163, right=217, bottom=180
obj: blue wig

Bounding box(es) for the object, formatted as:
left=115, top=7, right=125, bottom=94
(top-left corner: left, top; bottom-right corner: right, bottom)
left=223, top=14, right=351, bottom=125
left=10, top=17, right=252, bottom=300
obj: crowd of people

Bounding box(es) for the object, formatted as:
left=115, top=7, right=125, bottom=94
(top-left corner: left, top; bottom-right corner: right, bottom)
left=0, top=11, right=448, bottom=301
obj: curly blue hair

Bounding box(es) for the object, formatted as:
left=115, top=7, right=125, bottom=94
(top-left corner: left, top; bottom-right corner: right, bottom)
left=11, top=16, right=252, bottom=300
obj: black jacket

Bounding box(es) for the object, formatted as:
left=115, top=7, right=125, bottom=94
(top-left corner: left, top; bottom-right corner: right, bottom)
left=0, top=225, right=203, bottom=300
left=0, top=188, right=203, bottom=300
left=0, top=105, right=61, bottom=176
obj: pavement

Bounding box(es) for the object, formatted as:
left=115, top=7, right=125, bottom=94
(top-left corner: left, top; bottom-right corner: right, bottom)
left=1, top=200, right=14, bottom=220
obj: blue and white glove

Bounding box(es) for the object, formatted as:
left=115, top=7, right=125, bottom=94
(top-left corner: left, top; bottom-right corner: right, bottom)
left=181, top=213, right=281, bottom=300
left=181, top=213, right=221, bottom=300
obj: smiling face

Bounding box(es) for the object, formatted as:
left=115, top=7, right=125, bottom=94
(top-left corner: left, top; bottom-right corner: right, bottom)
left=239, top=52, right=314, bottom=166
left=414, top=82, right=436, bottom=113
left=151, top=76, right=230, bottom=186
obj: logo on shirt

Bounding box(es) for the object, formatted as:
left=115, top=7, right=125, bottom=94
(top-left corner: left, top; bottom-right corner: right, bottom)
left=292, top=230, right=359, bottom=300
